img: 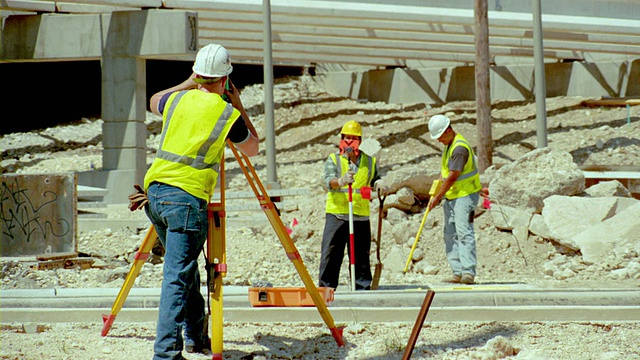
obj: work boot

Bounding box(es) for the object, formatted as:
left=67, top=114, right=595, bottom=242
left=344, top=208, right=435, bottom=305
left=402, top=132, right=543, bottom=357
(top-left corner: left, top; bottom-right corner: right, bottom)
left=444, top=275, right=461, bottom=283
left=461, top=273, right=475, bottom=284
left=185, top=337, right=211, bottom=355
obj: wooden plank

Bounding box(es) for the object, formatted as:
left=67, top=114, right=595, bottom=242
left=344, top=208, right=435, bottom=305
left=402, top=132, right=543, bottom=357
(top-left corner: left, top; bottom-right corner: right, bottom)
left=28, top=258, right=94, bottom=270
left=581, top=98, right=640, bottom=107
left=35, top=252, right=78, bottom=261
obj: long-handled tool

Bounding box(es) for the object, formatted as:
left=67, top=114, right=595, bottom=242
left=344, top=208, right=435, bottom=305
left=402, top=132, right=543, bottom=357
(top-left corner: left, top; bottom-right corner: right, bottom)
left=348, top=182, right=356, bottom=292
left=403, top=179, right=442, bottom=274
left=371, top=193, right=385, bottom=290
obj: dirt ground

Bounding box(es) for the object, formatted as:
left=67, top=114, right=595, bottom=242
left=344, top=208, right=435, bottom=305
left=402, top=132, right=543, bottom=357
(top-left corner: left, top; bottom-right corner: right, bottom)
left=1, top=76, right=639, bottom=359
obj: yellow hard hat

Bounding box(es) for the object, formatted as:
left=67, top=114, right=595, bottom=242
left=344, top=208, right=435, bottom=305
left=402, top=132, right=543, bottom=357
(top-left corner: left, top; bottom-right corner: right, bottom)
left=340, top=120, right=362, bottom=137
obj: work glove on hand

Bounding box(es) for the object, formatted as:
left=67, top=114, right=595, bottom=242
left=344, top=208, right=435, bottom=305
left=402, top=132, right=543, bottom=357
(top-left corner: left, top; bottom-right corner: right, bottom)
left=128, top=184, right=149, bottom=212
left=337, top=171, right=355, bottom=187
left=374, top=182, right=390, bottom=196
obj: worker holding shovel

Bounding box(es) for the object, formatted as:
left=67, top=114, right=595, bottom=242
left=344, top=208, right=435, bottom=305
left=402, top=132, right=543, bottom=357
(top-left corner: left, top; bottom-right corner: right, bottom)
left=427, top=115, right=482, bottom=285
left=318, top=120, right=389, bottom=291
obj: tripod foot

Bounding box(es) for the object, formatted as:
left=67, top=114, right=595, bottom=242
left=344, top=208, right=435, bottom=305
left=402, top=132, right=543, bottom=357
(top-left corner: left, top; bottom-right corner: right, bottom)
left=101, top=314, right=116, bottom=337
left=331, top=326, right=346, bottom=347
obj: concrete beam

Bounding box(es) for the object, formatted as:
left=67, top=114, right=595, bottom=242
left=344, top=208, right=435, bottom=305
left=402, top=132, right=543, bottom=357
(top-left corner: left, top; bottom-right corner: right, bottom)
left=316, top=59, right=640, bottom=104
left=1, top=10, right=197, bottom=61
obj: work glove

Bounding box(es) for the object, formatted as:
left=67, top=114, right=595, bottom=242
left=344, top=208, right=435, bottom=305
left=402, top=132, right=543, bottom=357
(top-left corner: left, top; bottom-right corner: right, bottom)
left=337, top=171, right=355, bottom=187
left=128, top=184, right=148, bottom=212
left=374, top=181, right=390, bottom=196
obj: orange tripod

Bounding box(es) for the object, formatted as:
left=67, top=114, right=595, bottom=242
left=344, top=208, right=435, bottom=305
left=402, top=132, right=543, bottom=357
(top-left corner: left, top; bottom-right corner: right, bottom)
left=101, top=140, right=345, bottom=356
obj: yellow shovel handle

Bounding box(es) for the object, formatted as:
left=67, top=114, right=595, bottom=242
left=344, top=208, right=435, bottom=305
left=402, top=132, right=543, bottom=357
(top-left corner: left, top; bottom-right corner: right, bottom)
left=403, top=206, right=431, bottom=273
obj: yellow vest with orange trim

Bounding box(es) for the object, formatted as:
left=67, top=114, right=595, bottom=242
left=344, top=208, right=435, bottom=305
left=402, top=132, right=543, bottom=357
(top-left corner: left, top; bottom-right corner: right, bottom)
left=325, top=152, right=376, bottom=216
left=441, top=133, right=482, bottom=200
left=143, top=90, right=240, bottom=202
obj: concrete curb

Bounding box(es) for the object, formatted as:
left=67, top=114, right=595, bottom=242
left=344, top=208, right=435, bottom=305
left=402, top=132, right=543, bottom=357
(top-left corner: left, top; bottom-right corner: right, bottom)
left=2, top=286, right=639, bottom=323
left=2, top=306, right=639, bottom=324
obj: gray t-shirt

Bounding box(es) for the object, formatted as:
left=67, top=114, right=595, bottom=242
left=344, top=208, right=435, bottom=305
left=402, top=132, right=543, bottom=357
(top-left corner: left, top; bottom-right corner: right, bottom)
left=448, top=145, right=469, bottom=172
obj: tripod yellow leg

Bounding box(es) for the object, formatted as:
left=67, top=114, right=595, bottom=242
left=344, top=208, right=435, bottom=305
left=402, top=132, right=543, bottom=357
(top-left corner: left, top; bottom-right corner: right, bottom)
left=207, top=153, right=227, bottom=359
left=208, top=202, right=226, bottom=359
left=228, top=141, right=345, bottom=346
left=101, top=225, right=157, bottom=336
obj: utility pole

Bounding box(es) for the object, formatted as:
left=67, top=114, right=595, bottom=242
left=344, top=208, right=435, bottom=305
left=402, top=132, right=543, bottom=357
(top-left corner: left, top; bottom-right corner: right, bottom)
left=474, top=0, right=493, bottom=173
left=263, top=0, right=279, bottom=188
left=533, top=0, right=548, bottom=148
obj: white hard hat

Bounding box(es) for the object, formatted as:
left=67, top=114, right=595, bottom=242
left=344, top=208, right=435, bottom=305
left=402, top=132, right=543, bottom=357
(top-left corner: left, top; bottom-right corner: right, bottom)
left=428, top=114, right=451, bottom=139
left=192, top=44, right=233, bottom=77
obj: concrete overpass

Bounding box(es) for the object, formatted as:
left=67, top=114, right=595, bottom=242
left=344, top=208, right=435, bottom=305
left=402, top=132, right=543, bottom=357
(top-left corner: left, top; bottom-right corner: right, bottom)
left=1, top=0, right=639, bottom=203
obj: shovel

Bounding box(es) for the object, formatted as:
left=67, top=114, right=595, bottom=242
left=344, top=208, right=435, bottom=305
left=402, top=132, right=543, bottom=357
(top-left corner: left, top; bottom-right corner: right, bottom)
left=371, top=192, right=386, bottom=290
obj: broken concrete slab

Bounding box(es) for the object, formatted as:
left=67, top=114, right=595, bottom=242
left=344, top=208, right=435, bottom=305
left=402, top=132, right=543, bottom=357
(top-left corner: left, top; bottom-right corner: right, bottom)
left=571, top=202, right=640, bottom=265
left=489, top=148, right=585, bottom=213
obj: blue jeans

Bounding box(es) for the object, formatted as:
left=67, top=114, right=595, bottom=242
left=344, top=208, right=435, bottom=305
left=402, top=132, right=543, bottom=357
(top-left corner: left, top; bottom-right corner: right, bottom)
left=145, top=182, right=209, bottom=360
left=442, top=192, right=479, bottom=277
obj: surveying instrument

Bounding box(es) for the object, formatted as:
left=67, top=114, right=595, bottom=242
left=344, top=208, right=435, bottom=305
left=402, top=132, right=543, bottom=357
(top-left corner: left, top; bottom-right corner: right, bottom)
left=100, top=140, right=346, bottom=358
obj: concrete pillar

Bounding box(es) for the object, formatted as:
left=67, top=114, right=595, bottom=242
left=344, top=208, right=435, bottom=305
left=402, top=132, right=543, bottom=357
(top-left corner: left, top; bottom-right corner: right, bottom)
left=76, top=10, right=197, bottom=204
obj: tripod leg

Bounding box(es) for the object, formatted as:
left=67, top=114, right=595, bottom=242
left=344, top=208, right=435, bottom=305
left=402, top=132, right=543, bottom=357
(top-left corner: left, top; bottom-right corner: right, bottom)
left=227, top=141, right=345, bottom=347
left=101, top=225, right=157, bottom=336
left=402, top=290, right=435, bottom=360
left=208, top=202, right=226, bottom=359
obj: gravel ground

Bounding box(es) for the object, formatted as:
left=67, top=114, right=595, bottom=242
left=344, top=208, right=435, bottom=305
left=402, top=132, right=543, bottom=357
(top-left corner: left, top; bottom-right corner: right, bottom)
left=1, top=76, right=639, bottom=359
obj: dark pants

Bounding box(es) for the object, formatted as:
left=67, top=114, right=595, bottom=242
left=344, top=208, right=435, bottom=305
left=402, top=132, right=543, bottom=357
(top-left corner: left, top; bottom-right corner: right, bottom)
left=318, top=213, right=372, bottom=290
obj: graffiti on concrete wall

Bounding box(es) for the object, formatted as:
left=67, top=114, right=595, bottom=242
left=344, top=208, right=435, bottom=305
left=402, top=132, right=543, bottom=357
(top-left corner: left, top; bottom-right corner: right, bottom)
left=0, top=174, right=76, bottom=257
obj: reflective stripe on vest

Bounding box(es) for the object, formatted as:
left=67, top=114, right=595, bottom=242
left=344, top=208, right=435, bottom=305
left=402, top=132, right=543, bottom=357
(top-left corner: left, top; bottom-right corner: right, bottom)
left=155, top=90, right=234, bottom=173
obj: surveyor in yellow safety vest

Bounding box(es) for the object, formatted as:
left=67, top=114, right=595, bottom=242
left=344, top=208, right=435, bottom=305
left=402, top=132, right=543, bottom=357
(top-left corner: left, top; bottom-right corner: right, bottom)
left=427, top=114, right=482, bottom=285
left=318, top=120, right=390, bottom=290
left=136, top=44, right=259, bottom=360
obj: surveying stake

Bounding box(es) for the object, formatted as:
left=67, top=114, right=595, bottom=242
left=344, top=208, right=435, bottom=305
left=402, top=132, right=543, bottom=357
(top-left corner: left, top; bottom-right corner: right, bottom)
left=101, top=140, right=346, bottom=355
left=402, top=289, right=436, bottom=360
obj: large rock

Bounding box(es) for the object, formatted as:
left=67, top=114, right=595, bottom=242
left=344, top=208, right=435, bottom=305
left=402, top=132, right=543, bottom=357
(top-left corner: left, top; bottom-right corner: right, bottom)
left=541, top=196, right=621, bottom=249
left=489, top=204, right=533, bottom=231
left=377, top=165, right=439, bottom=200
left=489, top=148, right=585, bottom=213
left=584, top=180, right=633, bottom=198
left=571, top=202, right=640, bottom=265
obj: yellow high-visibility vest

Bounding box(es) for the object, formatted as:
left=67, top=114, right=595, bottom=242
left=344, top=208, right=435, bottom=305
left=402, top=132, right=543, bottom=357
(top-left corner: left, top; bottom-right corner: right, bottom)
left=325, top=152, right=376, bottom=216
left=441, top=133, right=481, bottom=200
left=144, top=90, right=239, bottom=201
